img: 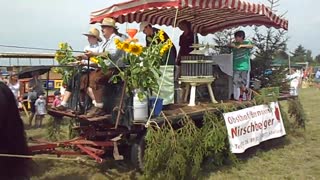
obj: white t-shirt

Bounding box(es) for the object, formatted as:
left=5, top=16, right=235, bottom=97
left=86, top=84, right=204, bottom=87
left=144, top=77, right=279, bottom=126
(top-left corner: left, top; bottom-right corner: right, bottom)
left=315, top=70, right=320, bottom=79
left=98, top=34, right=125, bottom=67
left=8, top=82, right=20, bottom=98
left=81, top=43, right=100, bottom=69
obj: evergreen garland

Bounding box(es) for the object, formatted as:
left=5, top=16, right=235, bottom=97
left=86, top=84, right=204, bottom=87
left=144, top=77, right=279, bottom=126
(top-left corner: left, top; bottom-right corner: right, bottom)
left=143, top=110, right=238, bottom=179
left=46, top=117, right=63, bottom=141
left=279, top=103, right=291, bottom=133
left=287, top=98, right=306, bottom=129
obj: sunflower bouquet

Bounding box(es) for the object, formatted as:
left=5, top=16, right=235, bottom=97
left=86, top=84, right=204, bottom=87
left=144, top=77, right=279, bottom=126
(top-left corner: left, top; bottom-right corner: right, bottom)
left=53, top=42, right=77, bottom=84
left=111, top=29, right=173, bottom=100
left=89, top=56, right=109, bottom=74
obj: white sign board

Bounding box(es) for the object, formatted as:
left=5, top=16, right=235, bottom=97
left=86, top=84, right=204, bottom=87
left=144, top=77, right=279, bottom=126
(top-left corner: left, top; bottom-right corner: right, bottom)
left=223, top=102, right=286, bottom=153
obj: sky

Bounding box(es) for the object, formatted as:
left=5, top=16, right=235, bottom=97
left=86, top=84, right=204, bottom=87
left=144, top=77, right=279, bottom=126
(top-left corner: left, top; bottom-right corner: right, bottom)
left=0, top=0, right=319, bottom=57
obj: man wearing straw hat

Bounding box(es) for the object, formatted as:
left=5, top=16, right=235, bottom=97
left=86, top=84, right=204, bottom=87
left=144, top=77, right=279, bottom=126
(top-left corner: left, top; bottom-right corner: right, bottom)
left=56, top=27, right=101, bottom=112
left=84, top=18, right=125, bottom=118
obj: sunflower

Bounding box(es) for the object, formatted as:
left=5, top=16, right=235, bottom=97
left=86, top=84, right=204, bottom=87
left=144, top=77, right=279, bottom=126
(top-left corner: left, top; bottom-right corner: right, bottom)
left=159, top=34, right=165, bottom=42
left=54, top=52, right=64, bottom=60
left=116, top=42, right=123, bottom=49
left=114, top=38, right=121, bottom=45
left=122, top=41, right=130, bottom=52
left=160, top=48, right=166, bottom=56
left=160, top=44, right=170, bottom=56
left=59, top=42, right=64, bottom=49
left=53, top=68, right=59, bottom=73
left=90, top=57, right=99, bottom=64
left=129, top=43, right=143, bottom=56
left=166, top=39, right=173, bottom=48
left=159, top=29, right=164, bottom=36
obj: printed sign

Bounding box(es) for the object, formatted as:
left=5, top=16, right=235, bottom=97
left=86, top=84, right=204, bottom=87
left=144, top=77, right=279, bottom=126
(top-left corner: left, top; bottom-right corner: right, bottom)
left=223, top=102, right=286, bottom=153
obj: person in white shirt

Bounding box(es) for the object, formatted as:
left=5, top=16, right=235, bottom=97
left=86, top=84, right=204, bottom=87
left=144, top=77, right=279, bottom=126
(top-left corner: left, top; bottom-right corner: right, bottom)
left=7, top=74, right=20, bottom=105
left=314, top=69, right=320, bottom=89
left=57, top=28, right=101, bottom=112
left=84, top=18, right=125, bottom=118
left=315, top=69, right=320, bottom=79
left=287, top=68, right=300, bottom=96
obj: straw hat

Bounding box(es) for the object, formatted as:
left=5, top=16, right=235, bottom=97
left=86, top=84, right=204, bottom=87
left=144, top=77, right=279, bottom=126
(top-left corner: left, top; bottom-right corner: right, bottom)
left=139, top=21, right=150, bottom=32
left=83, top=28, right=102, bottom=42
left=101, top=18, right=117, bottom=28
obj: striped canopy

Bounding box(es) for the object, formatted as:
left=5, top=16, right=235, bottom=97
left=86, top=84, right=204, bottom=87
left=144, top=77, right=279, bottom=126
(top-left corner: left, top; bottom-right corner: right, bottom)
left=90, top=0, right=288, bottom=35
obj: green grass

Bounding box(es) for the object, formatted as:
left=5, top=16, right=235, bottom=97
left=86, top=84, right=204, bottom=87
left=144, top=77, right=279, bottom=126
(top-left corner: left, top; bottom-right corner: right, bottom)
left=207, top=87, right=320, bottom=179
left=24, top=88, right=320, bottom=179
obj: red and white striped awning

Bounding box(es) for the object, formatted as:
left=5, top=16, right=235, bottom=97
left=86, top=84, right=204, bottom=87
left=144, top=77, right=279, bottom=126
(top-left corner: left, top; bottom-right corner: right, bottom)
left=90, top=0, right=288, bottom=35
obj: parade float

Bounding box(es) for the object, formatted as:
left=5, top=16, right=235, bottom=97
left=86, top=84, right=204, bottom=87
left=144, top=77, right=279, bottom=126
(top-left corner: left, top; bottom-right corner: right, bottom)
left=4, top=0, right=304, bottom=179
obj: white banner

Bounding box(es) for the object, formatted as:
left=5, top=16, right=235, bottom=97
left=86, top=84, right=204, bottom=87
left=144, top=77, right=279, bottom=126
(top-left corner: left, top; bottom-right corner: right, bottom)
left=223, top=102, right=286, bottom=153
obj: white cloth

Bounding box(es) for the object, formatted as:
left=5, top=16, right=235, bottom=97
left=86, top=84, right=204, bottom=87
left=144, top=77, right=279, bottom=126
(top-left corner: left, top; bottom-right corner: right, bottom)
left=81, top=43, right=100, bottom=69
left=212, top=54, right=233, bottom=76
left=8, top=82, right=20, bottom=99
left=98, top=33, right=125, bottom=67
left=155, top=65, right=175, bottom=105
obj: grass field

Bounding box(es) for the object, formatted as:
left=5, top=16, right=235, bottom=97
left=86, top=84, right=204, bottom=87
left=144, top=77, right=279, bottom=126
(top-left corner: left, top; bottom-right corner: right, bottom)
left=25, top=87, right=320, bottom=180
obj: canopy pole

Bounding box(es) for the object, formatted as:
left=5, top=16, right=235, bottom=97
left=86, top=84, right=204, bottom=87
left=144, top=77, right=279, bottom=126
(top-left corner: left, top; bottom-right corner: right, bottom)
left=145, top=7, right=179, bottom=128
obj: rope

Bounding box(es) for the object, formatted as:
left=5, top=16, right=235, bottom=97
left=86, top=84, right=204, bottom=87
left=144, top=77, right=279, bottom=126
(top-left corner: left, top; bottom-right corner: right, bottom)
left=145, top=8, right=180, bottom=129
left=0, top=153, right=88, bottom=163
left=0, top=44, right=84, bottom=53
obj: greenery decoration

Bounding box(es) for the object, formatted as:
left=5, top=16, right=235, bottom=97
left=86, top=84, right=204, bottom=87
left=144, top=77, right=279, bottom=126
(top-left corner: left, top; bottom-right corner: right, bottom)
left=53, top=42, right=77, bottom=84
left=143, top=110, right=237, bottom=179
left=255, top=87, right=280, bottom=105
left=46, top=116, right=63, bottom=141
left=287, top=98, right=306, bottom=129
left=279, top=103, right=291, bottom=133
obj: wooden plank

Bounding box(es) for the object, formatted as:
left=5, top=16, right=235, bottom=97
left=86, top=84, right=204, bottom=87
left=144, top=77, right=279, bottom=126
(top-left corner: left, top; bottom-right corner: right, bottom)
left=78, top=114, right=112, bottom=122
left=48, top=108, right=76, bottom=118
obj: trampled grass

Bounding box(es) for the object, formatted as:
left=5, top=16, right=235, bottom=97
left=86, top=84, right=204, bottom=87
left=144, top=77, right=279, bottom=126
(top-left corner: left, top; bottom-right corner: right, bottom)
left=24, top=88, right=320, bottom=179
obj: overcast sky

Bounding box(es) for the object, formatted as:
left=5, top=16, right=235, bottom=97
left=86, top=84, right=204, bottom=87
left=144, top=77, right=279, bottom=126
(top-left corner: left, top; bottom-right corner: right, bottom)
left=0, top=0, right=319, bottom=56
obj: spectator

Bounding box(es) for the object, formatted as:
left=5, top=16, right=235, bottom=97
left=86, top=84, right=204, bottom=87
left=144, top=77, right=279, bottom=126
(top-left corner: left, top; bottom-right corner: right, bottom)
left=28, top=71, right=44, bottom=126
left=0, top=81, right=32, bottom=179
left=52, top=90, right=62, bottom=108
left=8, top=73, right=20, bottom=105
left=34, top=93, right=47, bottom=128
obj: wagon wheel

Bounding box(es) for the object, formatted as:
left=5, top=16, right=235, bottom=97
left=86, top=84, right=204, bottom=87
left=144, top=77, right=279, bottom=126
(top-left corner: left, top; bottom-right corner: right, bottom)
left=130, top=134, right=146, bottom=171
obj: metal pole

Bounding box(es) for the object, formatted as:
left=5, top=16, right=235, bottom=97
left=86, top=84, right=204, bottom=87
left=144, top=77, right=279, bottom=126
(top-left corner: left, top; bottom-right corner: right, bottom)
left=46, top=70, right=50, bottom=103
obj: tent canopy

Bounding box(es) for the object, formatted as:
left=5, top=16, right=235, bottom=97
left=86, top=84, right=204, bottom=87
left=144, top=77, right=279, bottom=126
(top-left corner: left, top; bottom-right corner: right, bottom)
left=90, top=0, right=288, bottom=35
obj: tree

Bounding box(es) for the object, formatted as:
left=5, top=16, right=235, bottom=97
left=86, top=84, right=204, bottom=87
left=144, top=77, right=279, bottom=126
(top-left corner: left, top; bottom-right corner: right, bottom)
left=213, top=29, right=235, bottom=54
left=315, top=54, right=320, bottom=64
left=274, top=50, right=289, bottom=60
left=251, top=0, right=288, bottom=89
left=305, top=50, right=313, bottom=62
left=293, top=45, right=306, bottom=57
left=291, top=44, right=307, bottom=62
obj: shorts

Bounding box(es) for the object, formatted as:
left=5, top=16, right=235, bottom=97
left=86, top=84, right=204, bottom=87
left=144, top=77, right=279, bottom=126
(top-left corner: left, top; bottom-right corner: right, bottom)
left=233, top=70, right=249, bottom=88
left=89, top=68, right=118, bottom=90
